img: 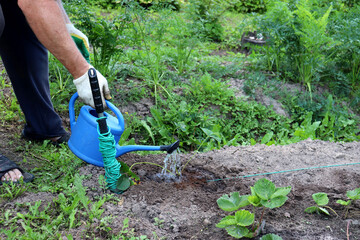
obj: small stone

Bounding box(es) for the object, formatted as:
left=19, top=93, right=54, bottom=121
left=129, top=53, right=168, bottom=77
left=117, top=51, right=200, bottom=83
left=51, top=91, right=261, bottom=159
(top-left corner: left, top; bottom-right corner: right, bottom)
left=137, top=169, right=147, bottom=177
left=335, top=153, right=345, bottom=159
left=203, top=218, right=211, bottom=225
left=132, top=204, right=142, bottom=215
left=284, top=212, right=291, bottom=218
left=172, top=224, right=179, bottom=233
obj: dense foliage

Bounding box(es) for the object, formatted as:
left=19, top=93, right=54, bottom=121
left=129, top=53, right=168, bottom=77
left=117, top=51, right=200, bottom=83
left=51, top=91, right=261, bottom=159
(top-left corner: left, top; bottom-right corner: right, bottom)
left=59, top=0, right=360, bottom=151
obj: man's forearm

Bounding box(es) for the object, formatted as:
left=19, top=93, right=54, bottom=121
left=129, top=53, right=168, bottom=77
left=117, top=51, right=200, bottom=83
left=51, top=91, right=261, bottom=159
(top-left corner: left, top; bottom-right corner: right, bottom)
left=57, top=0, right=71, bottom=24
left=18, top=0, right=88, bottom=78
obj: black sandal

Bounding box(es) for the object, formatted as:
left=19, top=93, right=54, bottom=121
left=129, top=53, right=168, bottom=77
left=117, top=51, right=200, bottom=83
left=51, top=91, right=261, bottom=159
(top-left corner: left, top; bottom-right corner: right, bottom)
left=0, top=154, right=34, bottom=185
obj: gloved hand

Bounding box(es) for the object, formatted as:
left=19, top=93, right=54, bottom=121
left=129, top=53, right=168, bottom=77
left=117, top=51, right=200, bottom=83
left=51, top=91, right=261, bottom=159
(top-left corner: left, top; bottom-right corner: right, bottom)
left=66, top=23, right=90, bottom=63
left=73, top=67, right=111, bottom=108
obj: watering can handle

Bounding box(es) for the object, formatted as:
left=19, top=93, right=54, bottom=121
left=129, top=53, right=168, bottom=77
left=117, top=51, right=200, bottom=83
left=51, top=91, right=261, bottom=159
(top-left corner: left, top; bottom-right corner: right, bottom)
left=89, top=68, right=108, bottom=134
left=68, top=94, right=125, bottom=131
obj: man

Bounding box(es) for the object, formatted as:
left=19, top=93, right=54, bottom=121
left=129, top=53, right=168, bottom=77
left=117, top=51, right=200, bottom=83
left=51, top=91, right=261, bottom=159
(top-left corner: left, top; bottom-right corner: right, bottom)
left=0, top=0, right=111, bottom=183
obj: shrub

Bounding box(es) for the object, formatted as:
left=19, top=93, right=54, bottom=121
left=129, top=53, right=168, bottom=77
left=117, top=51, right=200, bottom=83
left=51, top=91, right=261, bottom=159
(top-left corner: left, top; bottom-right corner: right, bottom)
left=185, top=0, right=225, bottom=42
left=229, top=0, right=267, bottom=13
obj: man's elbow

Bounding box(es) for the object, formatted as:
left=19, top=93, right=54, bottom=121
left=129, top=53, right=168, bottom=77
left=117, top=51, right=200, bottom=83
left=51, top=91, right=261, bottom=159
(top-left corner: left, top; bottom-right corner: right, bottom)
left=18, top=0, right=30, bottom=11
left=18, top=0, right=50, bottom=13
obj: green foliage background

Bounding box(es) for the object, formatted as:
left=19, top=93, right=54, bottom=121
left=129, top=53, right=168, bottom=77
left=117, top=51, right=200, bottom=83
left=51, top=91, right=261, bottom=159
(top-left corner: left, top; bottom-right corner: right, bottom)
left=60, top=0, right=360, bottom=151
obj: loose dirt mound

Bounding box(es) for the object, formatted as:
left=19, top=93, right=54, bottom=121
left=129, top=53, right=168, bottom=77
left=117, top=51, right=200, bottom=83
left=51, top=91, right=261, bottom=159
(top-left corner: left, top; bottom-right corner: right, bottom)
left=10, top=139, right=360, bottom=239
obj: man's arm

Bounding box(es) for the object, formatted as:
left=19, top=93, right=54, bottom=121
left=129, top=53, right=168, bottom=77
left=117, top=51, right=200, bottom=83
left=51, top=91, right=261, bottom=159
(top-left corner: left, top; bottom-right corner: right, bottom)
left=57, top=0, right=71, bottom=24
left=17, top=0, right=88, bottom=79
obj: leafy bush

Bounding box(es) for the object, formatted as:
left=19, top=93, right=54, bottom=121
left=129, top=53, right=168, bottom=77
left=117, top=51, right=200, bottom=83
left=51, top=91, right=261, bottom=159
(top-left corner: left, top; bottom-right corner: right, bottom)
left=255, top=0, right=296, bottom=72
left=185, top=0, right=225, bottom=42
left=229, top=0, right=267, bottom=13
left=327, top=5, right=360, bottom=100
left=64, top=0, right=131, bottom=78
left=130, top=73, right=291, bottom=150
left=78, top=0, right=183, bottom=10
left=136, top=0, right=183, bottom=10
left=256, top=0, right=333, bottom=98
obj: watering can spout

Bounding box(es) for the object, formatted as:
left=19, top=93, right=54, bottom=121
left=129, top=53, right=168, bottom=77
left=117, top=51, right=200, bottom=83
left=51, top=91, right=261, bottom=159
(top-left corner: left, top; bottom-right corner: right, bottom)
left=115, top=140, right=180, bottom=157
left=160, top=140, right=180, bottom=154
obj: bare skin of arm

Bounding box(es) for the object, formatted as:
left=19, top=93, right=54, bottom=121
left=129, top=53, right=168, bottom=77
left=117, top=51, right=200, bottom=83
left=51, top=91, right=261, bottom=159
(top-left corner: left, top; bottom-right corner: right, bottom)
left=2, top=0, right=86, bottom=182
left=17, top=0, right=88, bottom=79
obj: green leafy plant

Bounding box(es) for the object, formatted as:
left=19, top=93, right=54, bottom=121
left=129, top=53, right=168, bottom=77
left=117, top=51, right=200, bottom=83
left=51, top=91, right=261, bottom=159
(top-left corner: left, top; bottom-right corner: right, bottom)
left=336, top=187, right=360, bottom=218
left=48, top=54, right=74, bottom=114
left=153, top=217, right=165, bottom=228
left=185, top=0, right=227, bottom=42
left=216, top=178, right=291, bottom=238
left=230, top=0, right=267, bottom=13
left=118, top=217, right=150, bottom=240
left=305, top=192, right=338, bottom=216
left=293, top=1, right=333, bottom=99
left=128, top=6, right=173, bottom=106
left=65, top=0, right=130, bottom=78
left=116, top=161, right=141, bottom=192
left=256, top=0, right=294, bottom=72
left=136, top=0, right=182, bottom=10
left=327, top=5, right=360, bottom=104
left=166, top=14, right=198, bottom=74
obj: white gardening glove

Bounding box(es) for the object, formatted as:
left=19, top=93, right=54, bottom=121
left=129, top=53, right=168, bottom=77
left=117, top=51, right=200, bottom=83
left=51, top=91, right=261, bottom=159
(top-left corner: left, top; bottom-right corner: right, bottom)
left=66, top=23, right=90, bottom=63
left=73, top=68, right=111, bottom=108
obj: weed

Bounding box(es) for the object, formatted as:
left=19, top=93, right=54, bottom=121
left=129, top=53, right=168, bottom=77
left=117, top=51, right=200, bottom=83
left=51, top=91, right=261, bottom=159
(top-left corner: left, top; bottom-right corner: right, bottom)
left=256, top=0, right=294, bottom=72
left=154, top=217, right=165, bottom=228
left=48, top=54, right=74, bottom=114
left=0, top=69, right=10, bottom=88
left=0, top=179, right=28, bottom=201
left=185, top=0, right=226, bottom=42
left=117, top=217, right=150, bottom=240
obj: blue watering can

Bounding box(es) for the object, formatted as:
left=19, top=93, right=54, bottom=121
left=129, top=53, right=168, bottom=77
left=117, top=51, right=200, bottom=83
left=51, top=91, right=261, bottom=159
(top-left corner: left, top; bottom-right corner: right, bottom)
left=68, top=92, right=179, bottom=167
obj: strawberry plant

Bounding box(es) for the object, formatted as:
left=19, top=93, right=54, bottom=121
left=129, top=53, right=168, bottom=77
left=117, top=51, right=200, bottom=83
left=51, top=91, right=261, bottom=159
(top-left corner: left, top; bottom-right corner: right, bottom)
left=305, top=192, right=338, bottom=216
left=336, top=187, right=360, bottom=218
left=216, top=178, right=291, bottom=239
left=260, top=234, right=283, bottom=240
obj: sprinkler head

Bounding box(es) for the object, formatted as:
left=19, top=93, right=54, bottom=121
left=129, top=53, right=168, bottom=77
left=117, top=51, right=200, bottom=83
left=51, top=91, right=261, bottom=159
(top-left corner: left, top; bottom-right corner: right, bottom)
left=160, top=140, right=180, bottom=154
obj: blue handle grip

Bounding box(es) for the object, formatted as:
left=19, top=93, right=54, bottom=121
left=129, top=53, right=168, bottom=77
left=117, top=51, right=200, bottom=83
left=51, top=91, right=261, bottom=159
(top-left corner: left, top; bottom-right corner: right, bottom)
left=69, top=92, right=125, bottom=131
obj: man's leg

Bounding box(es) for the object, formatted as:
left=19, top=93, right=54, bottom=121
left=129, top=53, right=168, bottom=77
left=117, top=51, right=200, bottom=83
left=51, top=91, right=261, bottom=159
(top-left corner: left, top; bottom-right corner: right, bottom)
left=0, top=4, right=23, bottom=182
left=0, top=0, right=67, bottom=140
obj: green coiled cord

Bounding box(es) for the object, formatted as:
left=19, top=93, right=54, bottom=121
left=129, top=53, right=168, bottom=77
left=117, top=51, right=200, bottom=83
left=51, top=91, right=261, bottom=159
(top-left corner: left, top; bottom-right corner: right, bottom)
left=97, top=122, right=121, bottom=192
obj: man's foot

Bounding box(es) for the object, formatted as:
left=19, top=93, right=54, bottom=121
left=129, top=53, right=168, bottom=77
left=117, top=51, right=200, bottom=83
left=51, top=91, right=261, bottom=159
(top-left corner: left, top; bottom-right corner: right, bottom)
left=1, top=169, right=23, bottom=182
left=21, top=130, right=70, bottom=146
left=0, top=154, right=34, bottom=185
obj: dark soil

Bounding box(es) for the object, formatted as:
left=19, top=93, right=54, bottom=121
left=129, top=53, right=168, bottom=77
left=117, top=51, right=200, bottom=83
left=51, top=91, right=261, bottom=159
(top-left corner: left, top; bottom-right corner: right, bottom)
left=3, top=133, right=360, bottom=239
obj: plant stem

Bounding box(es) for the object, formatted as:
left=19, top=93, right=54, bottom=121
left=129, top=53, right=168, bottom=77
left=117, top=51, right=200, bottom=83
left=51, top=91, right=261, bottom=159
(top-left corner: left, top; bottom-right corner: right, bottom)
left=256, top=208, right=266, bottom=232
left=324, top=206, right=339, bottom=218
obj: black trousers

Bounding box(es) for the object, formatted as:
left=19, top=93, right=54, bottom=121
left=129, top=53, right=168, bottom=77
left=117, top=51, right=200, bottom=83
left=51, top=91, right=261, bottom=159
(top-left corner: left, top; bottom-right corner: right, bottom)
left=0, top=0, right=66, bottom=139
